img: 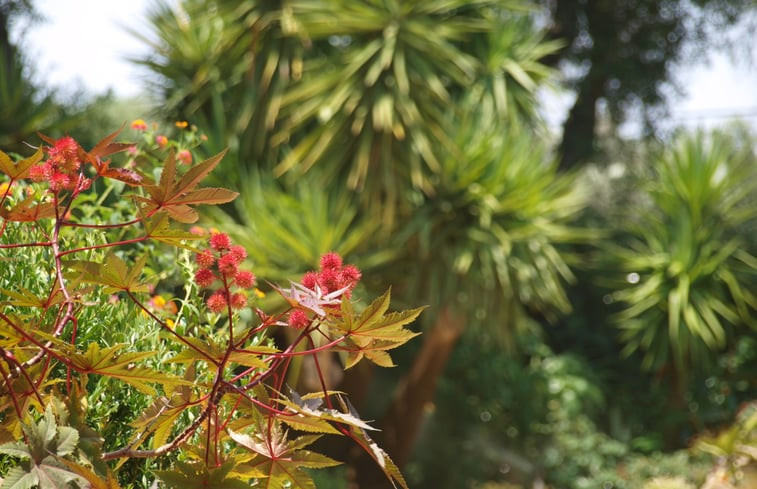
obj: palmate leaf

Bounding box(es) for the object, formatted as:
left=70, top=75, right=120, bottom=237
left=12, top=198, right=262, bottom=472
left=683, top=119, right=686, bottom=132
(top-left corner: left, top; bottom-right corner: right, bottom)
left=0, top=286, right=54, bottom=309
left=0, top=195, right=58, bottom=222
left=64, top=253, right=150, bottom=293
left=229, top=429, right=340, bottom=489
left=0, top=281, right=75, bottom=310
left=130, top=394, right=194, bottom=450
left=143, top=214, right=203, bottom=250
left=63, top=342, right=192, bottom=396
left=165, top=336, right=274, bottom=370
left=132, top=150, right=238, bottom=223
left=337, top=288, right=423, bottom=348
left=79, top=126, right=144, bottom=186
left=156, top=459, right=252, bottom=489
left=0, top=407, right=87, bottom=489
left=0, top=146, right=43, bottom=180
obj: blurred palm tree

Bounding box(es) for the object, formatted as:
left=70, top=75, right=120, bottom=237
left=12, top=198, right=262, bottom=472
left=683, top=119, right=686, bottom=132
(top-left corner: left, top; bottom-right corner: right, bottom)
left=371, top=112, right=588, bottom=471
left=130, top=0, right=309, bottom=177
left=610, top=129, right=757, bottom=396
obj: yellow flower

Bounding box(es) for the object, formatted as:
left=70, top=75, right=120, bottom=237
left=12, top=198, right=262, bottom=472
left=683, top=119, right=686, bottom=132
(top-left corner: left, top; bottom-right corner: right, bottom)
left=175, top=120, right=189, bottom=129
left=131, top=119, right=148, bottom=131
left=165, top=318, right=175, bottom=329
left=254, top=288, right=266, bottom=299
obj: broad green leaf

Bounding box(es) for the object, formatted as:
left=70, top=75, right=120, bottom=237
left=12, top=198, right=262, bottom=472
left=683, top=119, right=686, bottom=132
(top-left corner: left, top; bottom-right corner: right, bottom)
left=156, top=459, right=251, bottom=489
left=65, top=254, right=150, bottom=293
left=67, top=343, right=191, bottom=395
left=144, top=214, right=203, bottom=250
left=229, top=429, right=338, bottom=489
left=130, top=393, right=195, bottom=450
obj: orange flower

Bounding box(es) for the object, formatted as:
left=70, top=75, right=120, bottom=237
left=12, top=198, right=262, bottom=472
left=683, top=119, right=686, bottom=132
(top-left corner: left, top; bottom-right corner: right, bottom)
left=0, top=181, right=13, bottom=195
left=175, top=120, right=189, bottom=129
left=155, top=135, right=168, bottom=147
left=131, top=119, right=148, bottom=131
left=177, top=149, right=192, bottom=165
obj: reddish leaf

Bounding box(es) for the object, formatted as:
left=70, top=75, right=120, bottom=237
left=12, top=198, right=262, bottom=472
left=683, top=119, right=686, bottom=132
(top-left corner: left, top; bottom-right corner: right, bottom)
left=0, top=195, right=58, bottom=221
left=87, top=125, right=133, bottom=160
left=132, top=150, right=238, bottom=223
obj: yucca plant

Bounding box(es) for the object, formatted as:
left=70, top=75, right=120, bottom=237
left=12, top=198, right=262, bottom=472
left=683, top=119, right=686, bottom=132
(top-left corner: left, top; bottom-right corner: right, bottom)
left=131, top=0, right=308, bottom=175
left=398, top=113, right=587, bottom=332
left=370, top=111, right=589, bottom=471
left=610, top=130, right=757, bottom=378
left=465, top=12, right=562, bottom=125
left=274, top=0, right=541, bottom=224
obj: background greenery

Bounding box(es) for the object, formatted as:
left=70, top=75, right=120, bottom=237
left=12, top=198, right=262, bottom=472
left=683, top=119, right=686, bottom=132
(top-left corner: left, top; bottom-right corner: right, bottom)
left=2, top=0, right=756, bottom=487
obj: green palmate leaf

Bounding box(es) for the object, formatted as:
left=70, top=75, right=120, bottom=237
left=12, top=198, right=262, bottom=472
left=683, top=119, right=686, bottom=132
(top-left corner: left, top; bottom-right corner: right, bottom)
left=339, top=289, right=423, bottom=347
left=132, top=150, right=238, bottom=223
left=65, top=253, right=150, bottom=293
left=0, top=195, right=58, bottom=222
left=0, top=286, right=52, bottom=308
left=144, top=214, right=204, bottom=250
left=229, top=429, right=339, bottom=489
left=278, top=413, right=341, bottom=435
left=0, top=407, right=87, bottom=489
left=0, top=281, right=72, bottom=310
left=65, top=343, right=191, bottom=396
left=165, top=336, right=273, bottom=370
left=156, top=459, right=252, bottom=489
left=0, top=146, right=43, bottom=179
left=342, top=337, right=410, bottom=370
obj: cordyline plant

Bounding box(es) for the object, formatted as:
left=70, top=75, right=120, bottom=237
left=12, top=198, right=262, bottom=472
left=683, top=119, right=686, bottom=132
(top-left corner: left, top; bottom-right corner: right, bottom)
left=0, top=125, right=422, bottom=489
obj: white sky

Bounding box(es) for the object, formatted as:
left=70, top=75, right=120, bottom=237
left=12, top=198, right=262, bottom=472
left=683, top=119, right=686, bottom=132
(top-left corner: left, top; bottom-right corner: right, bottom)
left=11, top=0, right=757, bottom=132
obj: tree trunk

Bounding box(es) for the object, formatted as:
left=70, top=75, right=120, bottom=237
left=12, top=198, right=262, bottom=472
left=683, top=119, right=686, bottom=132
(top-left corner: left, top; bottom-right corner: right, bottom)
left=557, top=68, right=605, bottom=171
left=350, top=306, right=465, bottom=488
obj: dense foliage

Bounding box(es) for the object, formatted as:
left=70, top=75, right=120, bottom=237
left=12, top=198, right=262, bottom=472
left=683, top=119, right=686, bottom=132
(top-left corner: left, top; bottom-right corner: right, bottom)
left=0, top=127, right=422, bottom=488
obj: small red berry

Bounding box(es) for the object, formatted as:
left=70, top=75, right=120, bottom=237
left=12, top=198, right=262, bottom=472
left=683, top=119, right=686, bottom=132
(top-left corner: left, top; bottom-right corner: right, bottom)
left=210, top=232, right=231, bottom=251
left=318, top=268, right=339, bottom=293
left=218, top=253, right=239, bottom=277
left=230, top=292, right=247, bottom=310
left=234, top=270, right=256, bottom=289
left=196, top=249, right=215, bottom=268
left=206, top=291, right=228, bottom=313
left=194, top=268, right=216, bottom=288
left=302, top=271, right=318, bottom=290
left=288, top=309, right=310, bottom=329
left=340, top=264, right=362, bottom=285
left=29, top=164, right=49, bottom=182
left=229, top=245, right=247, bottom=262
left=320, top=252, right=343, bottom=270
